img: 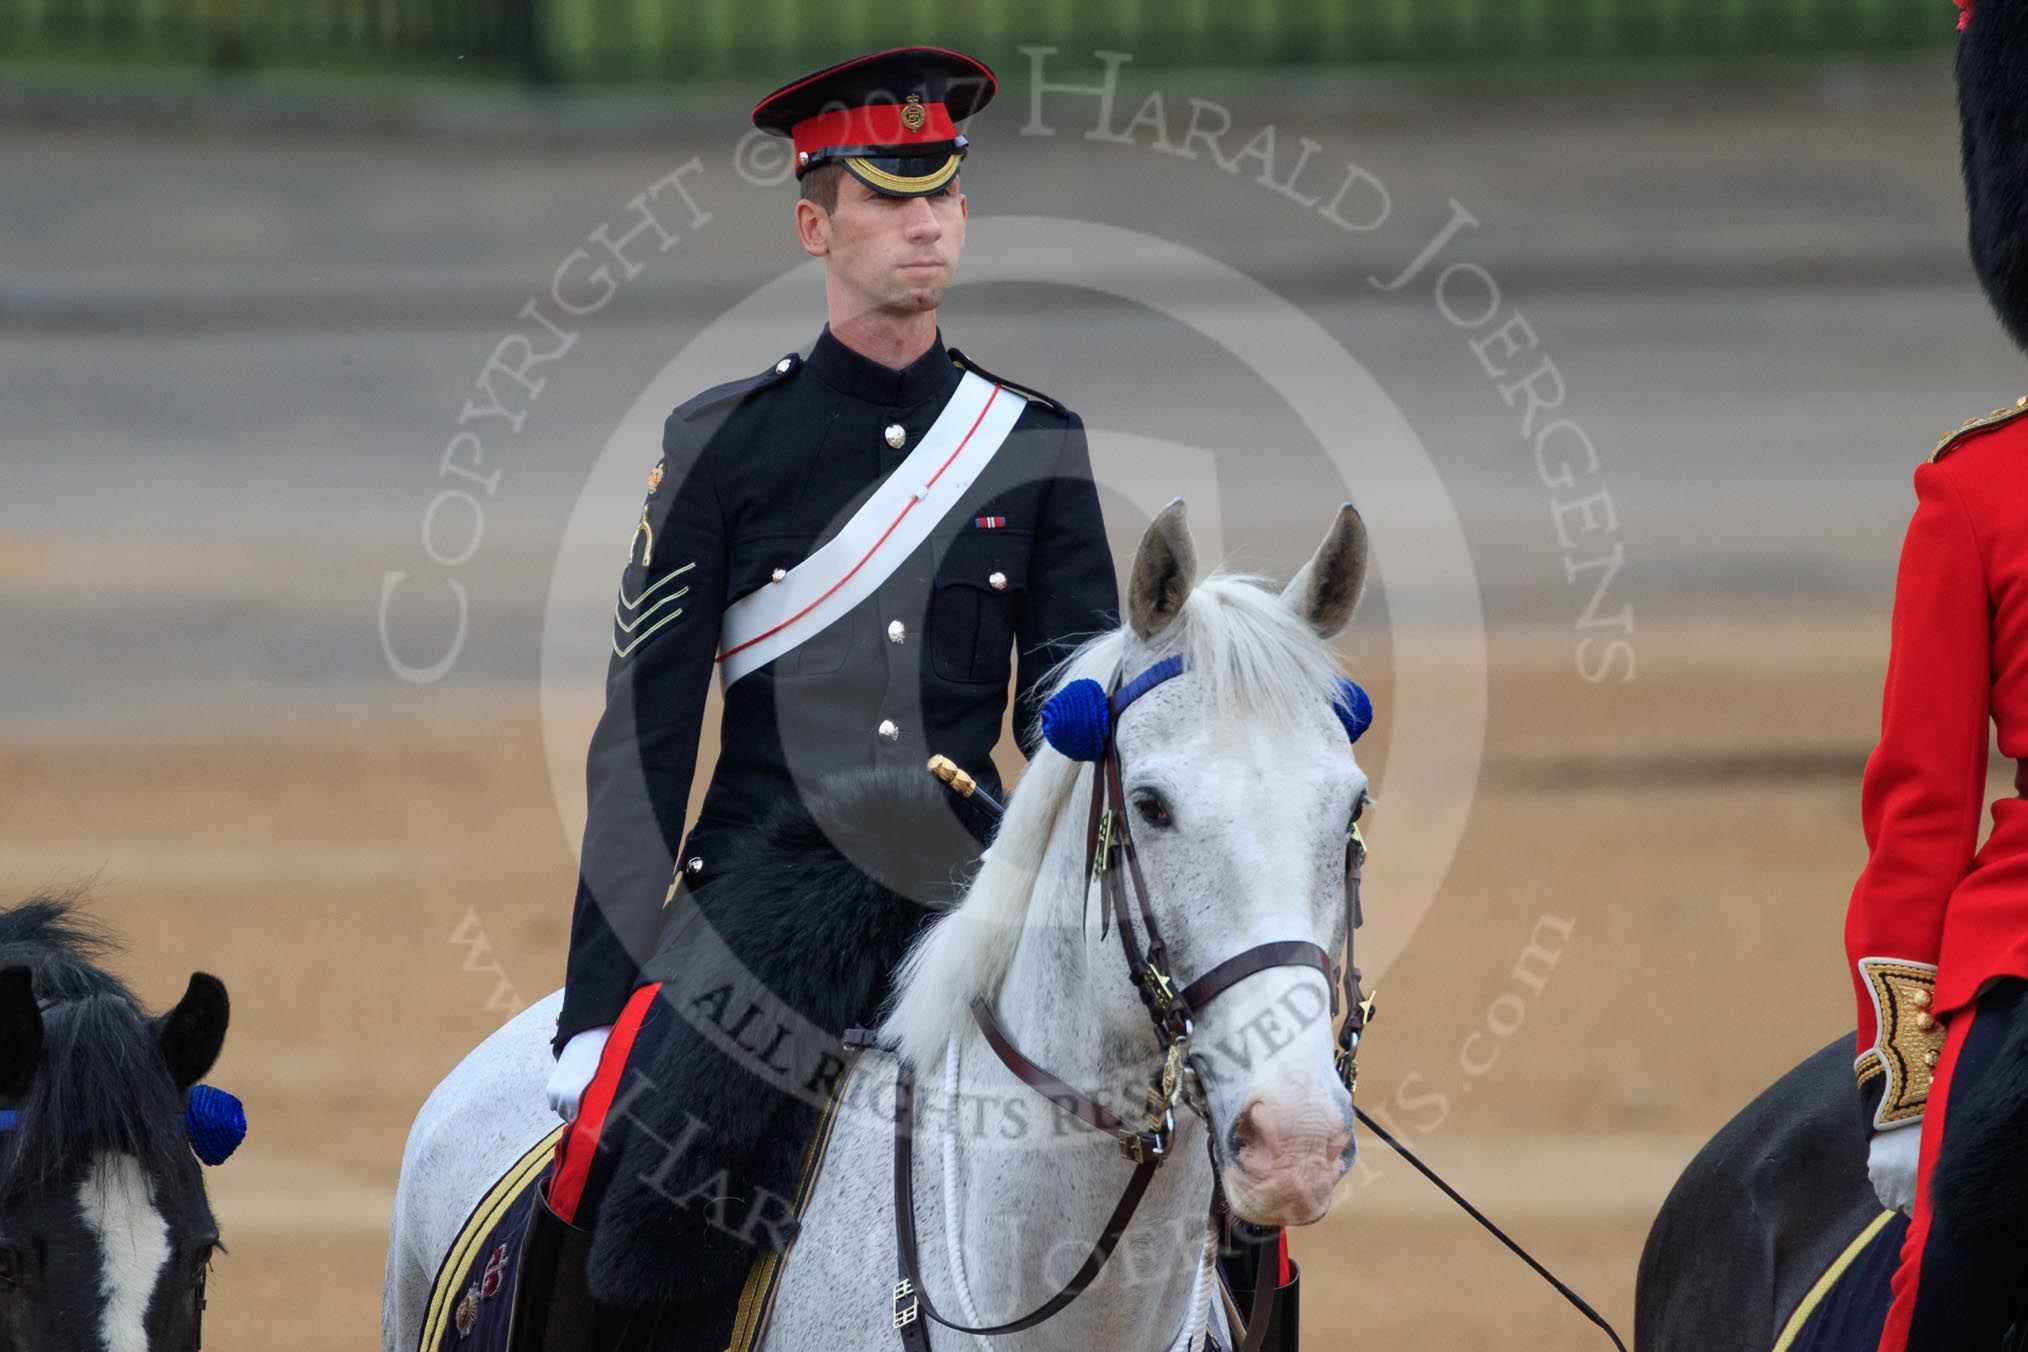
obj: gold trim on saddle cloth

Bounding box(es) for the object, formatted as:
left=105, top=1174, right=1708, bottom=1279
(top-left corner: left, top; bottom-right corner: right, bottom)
left=1769, top=1210, right=1897, bottom=1352
left=1853, top=958, right=1945, bottom=1128
left=724, top=1045, right=868, bottom=1352
left=420, top=1125, right=567, bottom=1351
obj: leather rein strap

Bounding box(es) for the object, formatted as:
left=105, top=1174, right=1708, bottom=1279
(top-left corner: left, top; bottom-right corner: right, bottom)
left=889, top=658, right=1370, bottom=1350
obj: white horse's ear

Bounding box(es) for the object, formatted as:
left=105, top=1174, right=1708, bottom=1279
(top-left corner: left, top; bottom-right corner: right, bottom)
left=1280, top=503, right=1367, bottom=639
left=1128, top=498, right=1197, bottom=642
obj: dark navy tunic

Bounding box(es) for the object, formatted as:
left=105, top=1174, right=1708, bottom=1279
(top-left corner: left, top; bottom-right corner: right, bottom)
left=556, top=327, right=1119, bottom=1049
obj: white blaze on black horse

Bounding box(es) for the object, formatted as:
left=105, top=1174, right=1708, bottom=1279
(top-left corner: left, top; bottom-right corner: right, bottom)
left=79, top=1154, right=173, bottom=1352
left=0, top=900, right=230, bottom=1352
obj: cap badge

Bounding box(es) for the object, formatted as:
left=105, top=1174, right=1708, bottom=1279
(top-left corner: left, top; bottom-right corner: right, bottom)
left=646, top=462, right=663, bottom=494
left=901, top=93, right=927, bottom=132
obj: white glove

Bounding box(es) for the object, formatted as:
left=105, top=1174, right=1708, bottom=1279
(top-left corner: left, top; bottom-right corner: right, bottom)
left=546, top=1025, right=613, bottom=1123
left=1867, top=1124, right=1923, bottom=1214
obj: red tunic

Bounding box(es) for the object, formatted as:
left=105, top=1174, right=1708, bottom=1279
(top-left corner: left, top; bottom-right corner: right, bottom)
left=1847, top=401, right=2028, bottom=1120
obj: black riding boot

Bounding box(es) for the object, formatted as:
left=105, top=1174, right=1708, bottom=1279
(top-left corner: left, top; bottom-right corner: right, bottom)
left=506, top=1183, right=636, bottom=1352
left=1220, top=1221, right=1300, bottom=1352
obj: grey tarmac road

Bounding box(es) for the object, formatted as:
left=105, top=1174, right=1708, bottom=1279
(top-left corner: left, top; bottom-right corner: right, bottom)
left=2, top=56, right=2018, bottom=736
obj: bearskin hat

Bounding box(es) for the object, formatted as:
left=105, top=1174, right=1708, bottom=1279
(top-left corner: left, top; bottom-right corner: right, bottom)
left=1960, top=0, right=2028, bottom=348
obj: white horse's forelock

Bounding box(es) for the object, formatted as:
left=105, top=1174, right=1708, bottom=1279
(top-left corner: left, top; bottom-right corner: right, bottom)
left=878, top=572, right=1351, bottom=1069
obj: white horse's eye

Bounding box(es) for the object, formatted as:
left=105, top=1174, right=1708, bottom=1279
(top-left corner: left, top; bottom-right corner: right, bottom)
left=1348, top=792, right=1368, bottom=828
left=1131, top=790, right=1172, bottom=828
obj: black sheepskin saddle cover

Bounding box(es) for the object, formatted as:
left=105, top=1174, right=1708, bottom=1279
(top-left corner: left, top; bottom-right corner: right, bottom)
left=1931, top=988, right=2028, bottom=1276
left=585, top=765, right=994, bottom=1310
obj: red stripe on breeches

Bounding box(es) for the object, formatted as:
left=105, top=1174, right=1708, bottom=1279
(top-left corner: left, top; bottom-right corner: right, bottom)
left=548, top=982, right=662, bottom=1225
left=1875, top=1005, right=1977, bottom=1352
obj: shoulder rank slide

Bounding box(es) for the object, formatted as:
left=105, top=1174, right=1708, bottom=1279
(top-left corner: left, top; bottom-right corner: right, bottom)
left=1930, top=394, right=2028, bottom=462
left=946, top=347, right=1068, bottom=418
left=673, top=352, right=801, bottom=422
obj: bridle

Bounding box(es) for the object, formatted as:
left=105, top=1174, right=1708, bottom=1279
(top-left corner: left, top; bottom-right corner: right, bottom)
left=879, top=654, right=1371, bottom=1351
left=0, top=996, right=241, bottom=1352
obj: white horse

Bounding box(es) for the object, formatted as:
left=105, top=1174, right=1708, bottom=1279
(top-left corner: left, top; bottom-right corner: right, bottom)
left=385, top=498, right=1373, bottom=1351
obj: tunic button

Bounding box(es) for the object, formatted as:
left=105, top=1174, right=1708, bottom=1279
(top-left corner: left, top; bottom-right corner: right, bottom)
left=988, top=571, right=1008, bottom=591
left=877, top=719, right=900, bottom=742
left=771, top=567, right=787, bottom=583
left=684, top=856, right=704, bottom=875
left=887, top=620, right=906, bottom=645
left=776, top=357, right=794, bottom=374
left=885, top=423, right=907, bottom=449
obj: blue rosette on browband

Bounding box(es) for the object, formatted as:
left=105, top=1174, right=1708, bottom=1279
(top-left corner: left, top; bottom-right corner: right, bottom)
left=1334, top=678, right=1374, bottom=744
left=1040, top=678, right=1111, bottom=762
left=186, top=1084, right=247, bottom=1166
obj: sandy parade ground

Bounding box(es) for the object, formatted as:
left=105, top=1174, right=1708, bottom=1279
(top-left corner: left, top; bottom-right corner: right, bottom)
left=8, top=53, right=2023, bottom=1350
left=0, top=598, right=1920, bottom=1349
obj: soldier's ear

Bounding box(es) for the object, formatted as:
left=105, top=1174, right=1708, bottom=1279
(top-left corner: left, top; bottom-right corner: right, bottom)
left=795, top=198, right=830, bottom=258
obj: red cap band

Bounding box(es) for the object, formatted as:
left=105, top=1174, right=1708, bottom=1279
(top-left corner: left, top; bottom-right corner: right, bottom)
left=792, top=101, right=957, bottom=160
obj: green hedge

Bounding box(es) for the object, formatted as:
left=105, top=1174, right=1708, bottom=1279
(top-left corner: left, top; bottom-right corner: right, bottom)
left=0, top=0, right=1954, bottom=84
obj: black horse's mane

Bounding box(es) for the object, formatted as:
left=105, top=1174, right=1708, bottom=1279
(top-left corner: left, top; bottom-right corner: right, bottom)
left=0, top=895, right=188, bottom=1200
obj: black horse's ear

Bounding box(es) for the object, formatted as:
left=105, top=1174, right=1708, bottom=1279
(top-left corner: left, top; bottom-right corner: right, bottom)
left=152, top=973, right=229, bottom=1090
left=0, top=968, right=41, bottom=1099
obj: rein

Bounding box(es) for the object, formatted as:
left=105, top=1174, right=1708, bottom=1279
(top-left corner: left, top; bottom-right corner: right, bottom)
left=892, top=653, right=1630, bottom=1352
left=884, top=656, right=1368, bottom=1351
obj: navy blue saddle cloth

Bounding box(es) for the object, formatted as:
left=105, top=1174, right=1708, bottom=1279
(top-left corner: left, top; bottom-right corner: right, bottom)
left=1776, top=1210, right=1908, bottom=1352
left=419, top=1106, right=847, bottom=1352
left=419, top=1128, right=751, bottom=1352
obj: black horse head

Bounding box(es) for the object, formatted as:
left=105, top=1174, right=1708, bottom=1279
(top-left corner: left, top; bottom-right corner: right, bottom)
left=0, top=899, right=228, bottom=1352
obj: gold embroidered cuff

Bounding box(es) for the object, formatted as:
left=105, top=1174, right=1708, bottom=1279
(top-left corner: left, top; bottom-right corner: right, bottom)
left=1854, top=958, right=1944, bottom=1128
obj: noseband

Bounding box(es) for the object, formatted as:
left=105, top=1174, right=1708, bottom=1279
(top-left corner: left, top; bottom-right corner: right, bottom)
left=879, top=656, right=1373, bottom=1351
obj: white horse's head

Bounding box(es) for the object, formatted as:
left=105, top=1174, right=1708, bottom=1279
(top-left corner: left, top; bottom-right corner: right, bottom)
left=883, top=498, right=1372, bottom=1229
left=1108, top=498, right=1368, bottom=1226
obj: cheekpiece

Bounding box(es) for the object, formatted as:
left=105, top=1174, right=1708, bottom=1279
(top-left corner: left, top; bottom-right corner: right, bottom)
left=752, top=47, right=997, bottom=199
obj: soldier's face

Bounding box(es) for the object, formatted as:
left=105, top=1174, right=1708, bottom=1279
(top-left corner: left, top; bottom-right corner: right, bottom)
left=803, top=174, right=967, bottom=320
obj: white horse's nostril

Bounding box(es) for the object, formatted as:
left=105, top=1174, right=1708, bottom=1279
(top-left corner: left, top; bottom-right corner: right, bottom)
left=1232, top=1099, right=1265, bottom=1157
left=1230, top=1096, right=1353, bottom=1173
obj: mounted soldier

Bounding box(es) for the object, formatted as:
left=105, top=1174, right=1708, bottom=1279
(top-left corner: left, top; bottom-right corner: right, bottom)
left=1837, top=2, right=2028, bottom=1347
left=508, top=46, right=1130, bottom=1349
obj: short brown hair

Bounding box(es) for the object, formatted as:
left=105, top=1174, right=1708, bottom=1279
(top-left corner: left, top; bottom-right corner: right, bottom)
left=799, top=162, right=845, bottom=214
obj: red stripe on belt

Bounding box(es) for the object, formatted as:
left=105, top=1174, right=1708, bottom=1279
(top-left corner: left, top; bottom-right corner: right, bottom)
left=549, top=982, right=661, bottom=1224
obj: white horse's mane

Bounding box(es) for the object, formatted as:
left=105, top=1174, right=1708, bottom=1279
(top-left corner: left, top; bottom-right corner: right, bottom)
left=879, top=571, right=1349, bottom=1068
